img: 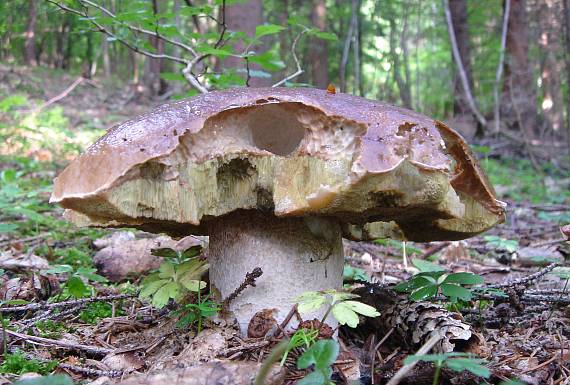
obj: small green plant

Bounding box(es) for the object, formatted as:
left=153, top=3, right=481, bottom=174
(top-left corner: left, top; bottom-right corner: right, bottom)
left=79, top=302, right=124, bottom=324
left=0, top=351, right=58, bottom=375
left=35, top=320, right=68, bottom=339
left=295, top=289, right=380, bottom=328
left=296, top=339, right=339, bottom=385
left=404, top=353, right=490, bottom=385
left=394, top=260, right=484, bottom=302
left=343, top=265, right=369, bottom=282
left=280, top=328, right=319, bottom=366
left=46, top=265, right=108, bottom=299
left=174, top=292, right=220, bottom=333
left=139, top=246, right=208, bottom=308
left=484, top=235, right=519, bottom=253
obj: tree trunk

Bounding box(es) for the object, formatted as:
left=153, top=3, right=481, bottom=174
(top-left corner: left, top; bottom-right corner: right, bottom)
left=225, top=0, right=270, bottom=87
left=502, top=0, right=537, bottom=137
left=562, top=0, right=570, bottom=143
left=449, top=0, right=473, bottom=118
left=389, top=13, right=412, bottom=108
left=536, top=0, right=564, bottom=136
left=24, top=0, right=37, bottom=66
left=143, top=0, right=166, bottom=97
left=308, top=0, right=329, bottom=89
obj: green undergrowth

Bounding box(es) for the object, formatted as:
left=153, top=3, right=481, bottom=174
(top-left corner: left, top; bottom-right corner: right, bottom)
left=0, top=351, right=57, bottom=376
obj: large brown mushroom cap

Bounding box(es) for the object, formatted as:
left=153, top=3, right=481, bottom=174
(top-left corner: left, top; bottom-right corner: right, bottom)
left=51, top=87, right=505, bottom=241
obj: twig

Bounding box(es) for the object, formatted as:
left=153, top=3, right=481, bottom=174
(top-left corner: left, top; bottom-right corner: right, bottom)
left=17, top=305, right=84, bottom=332
left=5, top=329, right=113, bottom=355
left=386, top=332, right=442, bottom=385
left=272, top=29, right=308, bottom=87
left=0, top=293, right=135, bottom=313
left=218, top=340, right=270, bottom=357
left=35, top=77, right=85, bottom=112
left=58, top=362, right=122, bottom=377
left=0, top=233, right=50, bottom=248
left=521, top=353, right=560, bottom=374
left=485, top=263, right=558, bottom=289
left=273, top=305, right=298, bottom=338
left=221, top=267, right=263, bottom=311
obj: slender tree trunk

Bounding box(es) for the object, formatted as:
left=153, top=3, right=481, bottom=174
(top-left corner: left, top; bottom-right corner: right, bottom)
left=448, top=0, right=473, bottom=118
left=24, top=0, right=37, bottom=66
left=340, top=0, right=358, bottom=92
left=143, top=0, right=166, bottom=96
left=389, top=10, right=412, bottom=108
left=564, top=0, right=570, bottom=144
left=502, top=0, right=537, bottom=137
left=308, top=0, right=329, bottom=89
left=353, top=0, right=362, bottom=95
left=225, top=0, right=270, bottom=87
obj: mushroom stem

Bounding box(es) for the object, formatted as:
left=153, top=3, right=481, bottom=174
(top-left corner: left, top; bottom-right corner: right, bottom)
left=208, top=211, right=344, bottom=335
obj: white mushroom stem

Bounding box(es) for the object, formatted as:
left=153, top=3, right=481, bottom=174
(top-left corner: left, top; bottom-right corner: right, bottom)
left=208, top=212, right=344, bottom=335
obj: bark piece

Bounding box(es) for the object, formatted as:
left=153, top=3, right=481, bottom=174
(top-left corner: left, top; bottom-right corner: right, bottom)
left=117, top=361, right=284, bottom=385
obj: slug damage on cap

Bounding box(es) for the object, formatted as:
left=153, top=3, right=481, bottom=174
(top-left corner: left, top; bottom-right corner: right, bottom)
left=51, top=87, right=505, bottom=242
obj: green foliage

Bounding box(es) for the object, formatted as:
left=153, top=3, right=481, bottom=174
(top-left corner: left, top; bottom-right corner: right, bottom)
left=483, top=235, right=519, bottom=253
left=0, top=351, right=57, bottom=375
left=13, top=375, right=74, bottom=385
left=46, top=265, right=107, bottom=299
left=295, top=290, right=380, bottom=328
left=35, top=320, right=68, bottom=339
left=404, top=353, right=490, bottom=381
left=79, top=302, right=123, bottom=324
left=140, top=246, right=208, bottom=308
left=394, top=264, right=484, bottom=303
left=174, top=293, right=220, bottom=333
left=280, top=328, right=319, bottom=366
left=374, top=239, right=423, bottom=255
left=343, top=265, right=369, bottom=282
left=297, top=339, right=339, bottom=385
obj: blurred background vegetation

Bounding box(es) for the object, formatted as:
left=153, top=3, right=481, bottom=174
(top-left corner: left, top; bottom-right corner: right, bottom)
left=0, top=0, right=569, bottom=238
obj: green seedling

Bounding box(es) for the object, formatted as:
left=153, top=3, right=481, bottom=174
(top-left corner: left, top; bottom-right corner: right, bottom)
left=79, top=302, right=124, bottom=324
left=0, top=351, right=58, bottom=375
left=484, top=235, right=519, bottom=253
left=174, top=292, right=220, bottom=333
left=404, top=352, right=490, bottom=385
left=46, top=265, right=107, bottom=299
left=343, top=265, right=370, bottom=282
left=280, top=328, right=319, bottom=366
left=297, top=339, right=339, bottom=385
left=139, top=246, right=208, bottom=308
left=295, top=289, right=380, bottom=328
left=394, top=261, right=484, bottom=303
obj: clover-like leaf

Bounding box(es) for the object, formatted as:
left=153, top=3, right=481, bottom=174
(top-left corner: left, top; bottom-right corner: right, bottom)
left=440, top=283, right=473, bottom=301
left=297, top=339, right=339, bottom=370
left=295, top=291, right=327, bottom=314
left=158, top=261, right=175, bottom=279
left=331, top=302, right=360, bottom=328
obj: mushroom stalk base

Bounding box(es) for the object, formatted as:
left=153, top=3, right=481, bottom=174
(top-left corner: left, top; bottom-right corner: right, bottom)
left=208, top=212, right=344, bottom=335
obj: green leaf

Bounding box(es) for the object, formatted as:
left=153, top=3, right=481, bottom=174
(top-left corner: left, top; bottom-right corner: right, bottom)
left=76, top=267, right=108, bottom=283
left=394, top=275, right=435, bottom=293
left=179, top=279, right=206, bottom=292
left=331, top=301, right=360, bottom=328
left=297, top=340, right=339, bottom=370
left=412, top=258, right=446, bottom=272
left=159, top=261, right=175, bottom=279
left=313, top=31, right=338, bottom=41
left=295, top=291, right=327, bottom=314
left=66, top=276, right=88, bottom=299
left=410, top=284, right=438, bottom=301
left=196, top=45, right=232, bottom=57
left=139, top=278, right=169, bottom=299
left=343, top=265, right=369, bottom=282
left=151, top=247, right=178, bottom=259
left=152, top=282, right=179, bottom=308
left=180, top=245, right=203, bottom=260
left=445, top=358, right=490, bottom=378
left=254, top=24, right=286, bottom=38
left=0, top=223, right=18, bottom=233
left=297, top=371, right=326, bottom=385
left=440, top=284, right=473, bottom=301
left=443, top=272, right=484, bottom=285
left=340, top=300, right=380, bottom=318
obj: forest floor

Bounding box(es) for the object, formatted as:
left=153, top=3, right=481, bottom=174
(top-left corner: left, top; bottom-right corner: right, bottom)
left=0, top=65, right=569, bottom=385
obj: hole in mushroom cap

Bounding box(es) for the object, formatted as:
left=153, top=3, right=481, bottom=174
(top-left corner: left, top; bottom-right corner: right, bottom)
left=248, top=104, right=305, bottom=156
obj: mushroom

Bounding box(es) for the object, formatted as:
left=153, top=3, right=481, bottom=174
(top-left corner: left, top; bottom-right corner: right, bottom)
left=50, top=87, right=505, bottom=334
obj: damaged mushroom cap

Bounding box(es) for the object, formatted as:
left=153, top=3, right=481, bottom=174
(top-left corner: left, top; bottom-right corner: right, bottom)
left=51, top=87, right=505, bottom=240
left=51, top=87, right=505, bottom=333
